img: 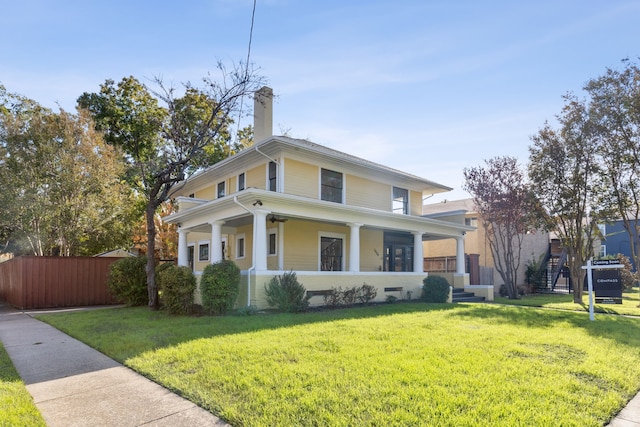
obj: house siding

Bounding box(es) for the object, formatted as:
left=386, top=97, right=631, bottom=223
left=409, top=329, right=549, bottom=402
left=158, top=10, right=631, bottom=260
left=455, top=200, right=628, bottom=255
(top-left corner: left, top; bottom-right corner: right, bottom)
left=247, top=163, right=266, bottom=190
left=360, top=228, right=384, bottom=272
left=346, top=174, right=390, bottom=211
left=283, top=158, right=318, bottom=199
left=410, top=190, right=422, bottom=216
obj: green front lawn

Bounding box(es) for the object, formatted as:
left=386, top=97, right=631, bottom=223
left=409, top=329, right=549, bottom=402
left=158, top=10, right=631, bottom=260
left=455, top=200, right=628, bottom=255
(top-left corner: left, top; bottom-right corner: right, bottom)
left=38, top=303, right=640, bottom=426
left=496, top=287, right=640, bottom=316
left=0, top=343, right=46, bottom=427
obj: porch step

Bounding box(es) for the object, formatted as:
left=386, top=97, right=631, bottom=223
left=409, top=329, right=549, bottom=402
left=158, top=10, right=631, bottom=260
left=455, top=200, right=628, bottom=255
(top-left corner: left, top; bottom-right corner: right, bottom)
left=452, top=288, right=486, bottom=303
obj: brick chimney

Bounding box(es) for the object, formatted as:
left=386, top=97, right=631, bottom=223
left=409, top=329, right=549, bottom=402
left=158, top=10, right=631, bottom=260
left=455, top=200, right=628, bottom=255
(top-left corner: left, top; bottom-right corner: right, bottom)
left=253, top=86, right=273, bottom=143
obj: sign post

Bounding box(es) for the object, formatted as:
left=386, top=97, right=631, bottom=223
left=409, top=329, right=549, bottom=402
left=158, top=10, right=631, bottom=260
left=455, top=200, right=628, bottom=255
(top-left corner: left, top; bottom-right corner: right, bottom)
left=582, top=259, right=624, bottom=321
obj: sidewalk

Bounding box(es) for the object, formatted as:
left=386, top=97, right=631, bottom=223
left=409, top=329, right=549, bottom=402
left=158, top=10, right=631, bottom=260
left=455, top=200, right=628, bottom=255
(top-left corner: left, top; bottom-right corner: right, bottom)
left=0, top=303, right=228, bottom=427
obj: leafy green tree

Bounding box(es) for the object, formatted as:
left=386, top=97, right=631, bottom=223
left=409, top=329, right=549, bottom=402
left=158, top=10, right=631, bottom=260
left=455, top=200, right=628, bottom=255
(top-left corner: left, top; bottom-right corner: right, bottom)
left=0, top=85, right=138, bottom=256
left=529, top=95, right=602, bottom=303
left=586, top=60, right=640, bottom=306
left=464, top=156, right=544, bottom=299
left=78, top=66, right=263, bottom=310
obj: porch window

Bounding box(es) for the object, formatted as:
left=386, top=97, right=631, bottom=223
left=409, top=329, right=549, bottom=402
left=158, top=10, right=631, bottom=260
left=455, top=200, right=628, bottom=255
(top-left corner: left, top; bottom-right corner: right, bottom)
left=236, top=234, right=246, bottom=259
left=321, top=236, right=343, bottom=271
left=392, top=187, right=409, bottom=214
left=268, top=161, right=277, bottom=191
left=187, top=244, right=194, bottom=270
left=198, top=242, right=209, bottom=262
left=268, top=230, right=277, bottom=256
left=321, top=168, right=343, bottom=203
left=217, top=181, right=226, bottom=198
left=238, top=172, right=245, bottom=191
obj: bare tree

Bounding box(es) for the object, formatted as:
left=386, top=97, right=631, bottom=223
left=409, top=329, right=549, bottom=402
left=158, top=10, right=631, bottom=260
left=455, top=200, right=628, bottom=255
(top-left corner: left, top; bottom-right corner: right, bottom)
left=464, top=156, right=543, bottom=299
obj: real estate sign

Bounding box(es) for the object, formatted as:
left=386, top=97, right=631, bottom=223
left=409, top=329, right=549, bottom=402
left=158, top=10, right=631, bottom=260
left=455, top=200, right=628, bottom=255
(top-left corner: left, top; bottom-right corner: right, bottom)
left=591, top=259, right=623, bottom=304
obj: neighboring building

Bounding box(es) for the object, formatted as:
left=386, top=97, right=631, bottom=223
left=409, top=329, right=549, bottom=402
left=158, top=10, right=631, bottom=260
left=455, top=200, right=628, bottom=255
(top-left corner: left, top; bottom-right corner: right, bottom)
left=163, top=87, right=474, bottom=309
left=422, top=198, right=549, bottom=294
left=600, top=220, right=640, bottom=270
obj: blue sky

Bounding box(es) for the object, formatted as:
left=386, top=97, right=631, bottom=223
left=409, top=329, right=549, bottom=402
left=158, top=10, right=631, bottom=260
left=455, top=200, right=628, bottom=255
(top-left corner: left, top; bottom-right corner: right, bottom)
left=2, top=0, right=639, bottom=202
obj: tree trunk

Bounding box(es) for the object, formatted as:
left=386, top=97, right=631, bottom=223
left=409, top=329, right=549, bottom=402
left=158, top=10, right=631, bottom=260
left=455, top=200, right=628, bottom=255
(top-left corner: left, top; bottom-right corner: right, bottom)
left=146, top=203, right=159, bottom=311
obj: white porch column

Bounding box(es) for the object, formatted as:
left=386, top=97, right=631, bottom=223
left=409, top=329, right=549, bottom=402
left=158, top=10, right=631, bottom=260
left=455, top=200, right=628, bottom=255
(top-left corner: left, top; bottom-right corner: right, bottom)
left=177, top=228, right=188, bottom=267
left=278, top=221, right=285, bottom=270
left=348, top=223, right=362, bottom=272
left=254, top=209, right=269, bottom=271
left=413, top=231, right=424, bottom=273
left=209, top=221, right=225, bottom=264
left=455, top=235, right=466, bottom=274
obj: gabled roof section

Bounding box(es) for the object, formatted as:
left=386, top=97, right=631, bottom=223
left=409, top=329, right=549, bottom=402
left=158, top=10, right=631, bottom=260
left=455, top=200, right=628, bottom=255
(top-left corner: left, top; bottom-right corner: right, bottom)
left=174, top=136, right=452, bottom=196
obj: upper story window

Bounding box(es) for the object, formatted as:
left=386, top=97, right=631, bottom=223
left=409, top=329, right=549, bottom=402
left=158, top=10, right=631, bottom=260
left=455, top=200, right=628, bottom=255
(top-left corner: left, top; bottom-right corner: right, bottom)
left=238, top=173, right=245, bottom=191
left=321, top=168, right=343, bottom=203
left=392, top=187, right=409, bottom=215
left=268, top=161, right=277, bottom=191
left=465, top=217, right=478, bottom=227
left=217, top=181, right=226, bottom=198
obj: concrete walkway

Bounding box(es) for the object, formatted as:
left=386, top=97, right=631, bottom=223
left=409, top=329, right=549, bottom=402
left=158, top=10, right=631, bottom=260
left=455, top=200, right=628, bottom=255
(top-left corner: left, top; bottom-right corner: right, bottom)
left=0, top=303, right=227, bottom=427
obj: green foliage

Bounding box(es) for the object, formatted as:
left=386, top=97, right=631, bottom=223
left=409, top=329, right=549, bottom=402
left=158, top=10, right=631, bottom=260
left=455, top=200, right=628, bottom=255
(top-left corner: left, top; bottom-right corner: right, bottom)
left=358, top=283, right=378, bottom=305
left=235, top=305, right=259, bottom=316
left=0, top=87, right=139, bottom=256
left=322, top=284, right=378, bottom=308
left=157, top=264, right=196, bottom=315
left=107, top=256, right=148, bottom=306
left=40, top=303, right=640, bottom=426
left=385, top=295, right=398, bottom=304
left=525, top=253, right=547, bottom=290
left=0, top=343, right=47, bottom=426
left=421, top=275, right=450, bottom=303
left=264, top=271, right=309, bottom=312
left=200, top=260, right=240, bottom=315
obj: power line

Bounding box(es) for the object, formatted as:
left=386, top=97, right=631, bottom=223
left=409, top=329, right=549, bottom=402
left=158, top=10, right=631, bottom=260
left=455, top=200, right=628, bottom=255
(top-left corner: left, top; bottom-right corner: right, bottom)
left=233, top=0, right=257, bottom=154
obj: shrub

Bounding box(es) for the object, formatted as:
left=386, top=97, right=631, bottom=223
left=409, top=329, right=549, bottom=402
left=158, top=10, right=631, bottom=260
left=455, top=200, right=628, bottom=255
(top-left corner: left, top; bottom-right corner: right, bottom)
left=264, top=271, right=309, bottom=312
left=341, top=286, right=359, bottom=306
left=200, top=260, right=240, bottom=315
left=386, top=295, right=398, bottom=304
left=357, top=283, right=378, bottom=305
left=107, top=256, right=148, bottom=306
left=421, top=275, right=450, bottom=303
left=157, top=264, right=196, bottom=315
left=323, top=288, right=343, bottom=308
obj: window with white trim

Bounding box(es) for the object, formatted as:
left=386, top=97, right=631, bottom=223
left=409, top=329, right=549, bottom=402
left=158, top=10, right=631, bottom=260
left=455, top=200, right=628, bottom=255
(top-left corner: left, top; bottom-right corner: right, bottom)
left=198, top=242, right=209, bottom=262
left=268, top=229, right=277, bottom=256
left=217, top=181, right=226, bottom=198
left=236, top=234, right=246, bottom=259
left=238, top=172, right=245, bottom=191
left=321, top=168, right=343, bottom=203
left=268, top=161, right=277, bottom=191
left=319, top=232, right=345, bottom=271
left=392, top=186, right=409, bottom=214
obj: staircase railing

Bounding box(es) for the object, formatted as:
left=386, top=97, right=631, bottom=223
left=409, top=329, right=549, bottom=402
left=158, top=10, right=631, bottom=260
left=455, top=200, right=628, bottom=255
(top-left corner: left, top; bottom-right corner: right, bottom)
left=550, top=248, right=568, bottom=289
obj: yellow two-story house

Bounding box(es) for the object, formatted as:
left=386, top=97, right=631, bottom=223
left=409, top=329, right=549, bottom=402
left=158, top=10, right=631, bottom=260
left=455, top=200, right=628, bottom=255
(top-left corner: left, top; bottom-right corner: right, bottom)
left=164, top=87, right=473, bottom=309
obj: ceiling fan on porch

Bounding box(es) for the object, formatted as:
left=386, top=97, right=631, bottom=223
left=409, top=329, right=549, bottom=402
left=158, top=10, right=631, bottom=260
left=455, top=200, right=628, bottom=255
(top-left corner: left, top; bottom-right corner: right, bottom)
left=269, top=215, right=288, bottom=223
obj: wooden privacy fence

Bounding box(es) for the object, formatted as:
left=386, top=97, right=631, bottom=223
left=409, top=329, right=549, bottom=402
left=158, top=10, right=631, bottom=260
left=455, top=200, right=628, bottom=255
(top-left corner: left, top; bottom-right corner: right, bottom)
left=423, top=254, right=484, bottom=285
left=0, top=256, right=121, bottom=309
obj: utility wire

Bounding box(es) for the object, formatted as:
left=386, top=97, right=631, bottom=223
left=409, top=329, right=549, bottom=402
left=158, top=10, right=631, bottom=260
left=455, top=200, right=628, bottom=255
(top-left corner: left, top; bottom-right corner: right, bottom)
left=233, top=0, right=257, bottom=154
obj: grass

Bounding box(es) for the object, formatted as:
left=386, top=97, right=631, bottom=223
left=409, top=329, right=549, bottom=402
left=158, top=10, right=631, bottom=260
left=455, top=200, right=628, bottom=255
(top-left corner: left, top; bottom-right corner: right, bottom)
left=37, top=302, right=640, bottom=426
left=495, top=287, right=640, bottom=316
left=0, top=343, right=46, bottom=427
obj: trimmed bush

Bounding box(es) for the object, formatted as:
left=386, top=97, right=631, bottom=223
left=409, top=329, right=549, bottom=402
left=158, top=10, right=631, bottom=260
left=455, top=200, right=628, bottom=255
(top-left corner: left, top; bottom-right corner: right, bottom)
left=200, top=260, right=240, bottom=315
left=107, top=256, right=148, bottom=306
left=264, top=271, right=310, bottom=312
left=421, top=275, right=450, bottom=303
left=157, top=264, right=196, bottom=315
left=357, top=283, right=378, bottom=305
